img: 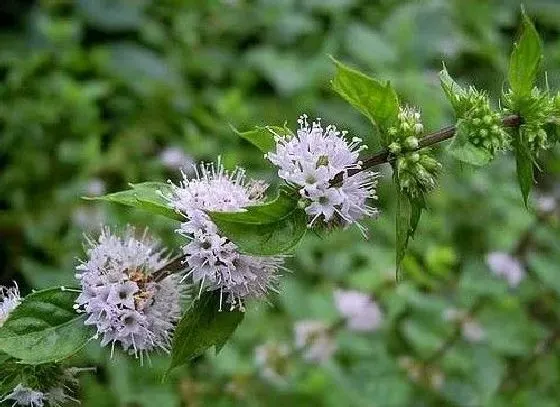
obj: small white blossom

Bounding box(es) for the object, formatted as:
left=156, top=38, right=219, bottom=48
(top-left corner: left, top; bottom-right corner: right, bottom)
left=2, top=384, right=45, bottom=407
left=461, top=319, right=486, bottom=343
left=166, top=161, right=283, bottom=311
left=255, top=342, right=291, bottom=384
left=75, top=227, right=183, bottom=361
left=294, top=320, right=336, bottom=363
left=486, top=252, right=525, bottom=288
left=536, top=195, right=556, bottom=214
left=0, top=284, right=21, bottom=327
left=159, top=146, right=194, bottom=171
left=266, top=115, right=378, bottom=233
left=333, top=289, right=382, bottom=332
left=85, top=178, right=106, bottom=197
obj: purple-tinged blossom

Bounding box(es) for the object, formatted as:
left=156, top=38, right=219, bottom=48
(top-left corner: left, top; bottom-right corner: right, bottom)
left=166, top=161, right=283, bottom=311
left=334, top=289, right=383, bottom=332
left=266, top=115, right=379, bottom=233
left=75, top=228, right=183, bottom=361
left=2, top=384, right=45, bottom=407
left=0, top=283, right=20, bottom=327
left=486, top=252, right=525, bottom=288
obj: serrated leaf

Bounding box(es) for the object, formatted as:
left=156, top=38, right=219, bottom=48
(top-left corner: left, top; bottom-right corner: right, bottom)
left=448, top=119, right=493, bottom=166
left=508, top=8, right=543, bottom=97
left=168, top=292, right=244, bottom=374
left=86, top=182, right=182, bottom=221
left=331, top=57, right=399, bottom=144
left=0, top=288, right=92, bottom=364
left=209, top=189, right=307, bottom=255
left=439, top=65, right=466, bottom=112
left=513, top=127, right=534, bottom=207
left=231, top=124, right=292, bottom=153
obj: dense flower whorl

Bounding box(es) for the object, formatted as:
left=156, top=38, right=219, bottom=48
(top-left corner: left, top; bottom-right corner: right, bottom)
left=0, top=283, right=21, bottom=327
left=75, top=228, right=183, bottom=359
left=167, top=162, right=283, bottom=311
left=3, top=384, right=45, bottom=407
left=266, top=115, right=378, bottom=232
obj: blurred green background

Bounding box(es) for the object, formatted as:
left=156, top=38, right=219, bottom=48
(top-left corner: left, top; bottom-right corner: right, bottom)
left=1, top=0, right=560, bottom=406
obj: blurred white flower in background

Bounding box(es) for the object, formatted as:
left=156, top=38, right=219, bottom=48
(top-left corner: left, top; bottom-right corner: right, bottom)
left=333, top=289, right=383, bottom=332
left=461, top=319, right=486, bottom=343
left=254, top=342, right=291, bottom=384
left=0, top=283, right=21, bottom=327
left=159, top=146, right=194, bottom=171
left=536, top=195, right=557, bottom=214
left=294, top=320, right=336, bottom=363
left=486, top=252, right=525, bottom=287
left=85, top=178, right=106, bottom=197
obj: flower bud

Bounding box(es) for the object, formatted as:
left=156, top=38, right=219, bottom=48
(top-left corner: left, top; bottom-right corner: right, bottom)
left=388, top=142, right=401, bottom=154
left=404, top=136, right=419, bottom=150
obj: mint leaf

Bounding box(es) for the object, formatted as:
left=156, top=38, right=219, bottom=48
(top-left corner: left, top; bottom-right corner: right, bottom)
left=209, top=189, right=307, bottom=255
left=231, top=124, right=292, bottom=153
left=0, top=288, right=92, bottom=364
left=168, top=292, right=244, bottom=373
left=439, top=65, right=466, bottom=112
left=508, top=9, right=543, bottom=97
left=331, top=57, right=399, bottom=144
left=86, top=181, right=182, bottom=221
left=448, top=119, right=493, bottom=166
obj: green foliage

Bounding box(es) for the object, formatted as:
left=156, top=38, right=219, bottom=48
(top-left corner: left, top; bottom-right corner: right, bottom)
left=508, top=9, right=543, bottom=98
left=331, top=57, right=399, bottom=145
left=0, top=288, right=91, bottom=364
left=209, top=188, right=307, bottom=255
left=168, top=291, right=244, bottom=374
left=88, top=182, right=182, bottom=221
left=232, top=124, right=292, bottom=154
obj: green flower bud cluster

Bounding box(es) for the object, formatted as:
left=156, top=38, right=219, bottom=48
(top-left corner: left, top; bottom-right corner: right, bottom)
left=388, top=107, right=441, bottom=198
left=503, top=87, right=554, bottom=153
left=454, top=89, right=510, bottom=155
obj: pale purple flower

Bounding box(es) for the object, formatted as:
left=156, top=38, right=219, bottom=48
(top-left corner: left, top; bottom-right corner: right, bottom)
left=75, top=227, right=183, bottom=361
left=266, top=115, right=378, bottom=233
left=334, top=290, right=382, bottom=332
left=486, top=252, right=525, bottom=287
left=294, top=320, right=336, bottom=363
left=2, top=384, right=45, bottom=407
left=0, top=284, right=21, bottom=327
left=166, top=161, right=283, bottom=311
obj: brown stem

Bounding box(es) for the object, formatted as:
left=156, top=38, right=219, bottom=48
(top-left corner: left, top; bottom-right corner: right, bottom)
left=345, top=114, right=522, bottom=178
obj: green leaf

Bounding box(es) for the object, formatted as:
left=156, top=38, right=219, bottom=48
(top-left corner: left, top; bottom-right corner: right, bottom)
left=86, top=182, right=182, bottom=221
left=168, top=292, right=244, bottom=373
left=513, top=127, right=534, bottom=206
left=448, top=119, right=493, bottom=166
left=439, top=65, right=466, bottom=112
left=331, top=57, right=399, bottom=144
left=395, top=184, right=425, bottom=280
left=231, top=124, right=292, bottom=153
left=209, top=189, right=307, bottom=255
left=508, top=8, right=543, bottom=97
left=0, top=288, right=92, bottom=364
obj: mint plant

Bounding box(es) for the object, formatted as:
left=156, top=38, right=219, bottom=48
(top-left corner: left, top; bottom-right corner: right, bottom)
left=1, top=8, right=559, bottom=405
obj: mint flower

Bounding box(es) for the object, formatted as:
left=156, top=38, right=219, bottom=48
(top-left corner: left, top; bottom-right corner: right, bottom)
left=166, top=161, right=283, bottom=311
left=75, top=228, right=183, bottom=360
left=0, top=284, right=21, bottom=327
left=266, top=115, right=378, bottom=232
left=333, top=289, right=383, bottom=332
left=486, top=252, right=525, bottom=288
left=294, top=320, right=336, bottom=363
left=3, top=384, right=45, bottom=407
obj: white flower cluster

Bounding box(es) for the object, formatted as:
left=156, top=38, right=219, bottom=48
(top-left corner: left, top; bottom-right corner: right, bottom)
left=334, top=289, right=383, bottom=332
left=266, top=115, right=378, bottom=232
left=75, top=228, right=183, bottom=360
left=167, top=161, right=283, bottom=311
left=442, top=308, right=486, bottom=343
left=294, top=320, right=336, bottom=363
left=486, top=252, right=525, bottom=288
left=0, top=283, right=21, bottom=327
left=3, top=384, right=45, bottom=407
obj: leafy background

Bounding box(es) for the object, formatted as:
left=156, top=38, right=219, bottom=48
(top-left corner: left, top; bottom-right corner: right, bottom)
left=1, top=0, right=560, bottom=406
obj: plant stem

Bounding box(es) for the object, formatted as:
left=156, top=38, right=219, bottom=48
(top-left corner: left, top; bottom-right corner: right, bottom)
left=351, top=114, right=522, bottom=174
left=153, top=254, right=187, bottom=282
